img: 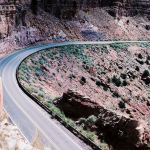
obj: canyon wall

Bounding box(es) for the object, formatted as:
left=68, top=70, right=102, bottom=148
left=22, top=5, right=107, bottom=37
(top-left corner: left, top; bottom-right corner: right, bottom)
left=41, top=0, right=150, bottom=19
left=0, top=0, right=150, bottom=42
left=55, top=89, right=150, bottom=150
left=0, top=0, right=31, bottom=40
left=1, top=0, right=150, bottom=40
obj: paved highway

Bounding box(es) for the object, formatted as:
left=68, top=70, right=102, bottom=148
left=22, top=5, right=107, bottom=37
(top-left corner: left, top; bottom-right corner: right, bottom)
left=0, top=41, right=149, bottom=150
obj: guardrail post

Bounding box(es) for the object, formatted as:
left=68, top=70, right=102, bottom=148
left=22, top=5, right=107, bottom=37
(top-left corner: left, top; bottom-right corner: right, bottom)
left=0, top=77, right=3, bottom=115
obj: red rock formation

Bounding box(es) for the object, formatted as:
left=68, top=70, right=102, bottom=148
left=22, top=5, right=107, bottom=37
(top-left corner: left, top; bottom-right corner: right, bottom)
left=55, top=89, right=150, bottom=150
left=41, top=0, right=150, bottom=19
left=55, top=89, right=101, bottom=117
left=0, top=0, right=31, bottom=40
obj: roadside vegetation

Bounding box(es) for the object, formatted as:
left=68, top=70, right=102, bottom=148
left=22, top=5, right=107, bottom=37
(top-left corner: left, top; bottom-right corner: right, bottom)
left=18, top=42, right=150, bottom=150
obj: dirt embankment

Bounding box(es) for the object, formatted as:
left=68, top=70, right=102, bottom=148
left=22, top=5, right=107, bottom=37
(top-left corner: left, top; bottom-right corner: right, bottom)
left=55, top=89, right=150, bottom=150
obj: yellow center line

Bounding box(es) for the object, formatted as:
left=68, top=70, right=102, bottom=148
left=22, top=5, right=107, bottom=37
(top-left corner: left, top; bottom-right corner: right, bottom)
left=2, top=49, right=60, bottom=150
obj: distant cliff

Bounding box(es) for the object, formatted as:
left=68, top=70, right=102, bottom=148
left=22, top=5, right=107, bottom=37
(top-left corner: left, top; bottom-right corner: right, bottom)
left=40, top=0, right=150, bottom=19
left=0, top=0, right=150, bottom=40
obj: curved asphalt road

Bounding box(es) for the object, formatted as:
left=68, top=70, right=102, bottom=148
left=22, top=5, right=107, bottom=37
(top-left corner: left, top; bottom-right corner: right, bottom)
left=0, top=41, right=149, bottom=150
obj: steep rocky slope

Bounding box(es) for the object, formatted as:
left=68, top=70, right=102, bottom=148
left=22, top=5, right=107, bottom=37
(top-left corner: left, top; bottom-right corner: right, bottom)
left=43, top=0, right=150, bottom=19
left=18, top=42, right=150, bottom=149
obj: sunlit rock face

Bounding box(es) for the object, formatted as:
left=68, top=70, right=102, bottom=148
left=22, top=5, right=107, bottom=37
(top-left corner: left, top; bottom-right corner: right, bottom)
left=0, top=0, right=31, bottom=40
left=40, top=0, right=150, bottom=19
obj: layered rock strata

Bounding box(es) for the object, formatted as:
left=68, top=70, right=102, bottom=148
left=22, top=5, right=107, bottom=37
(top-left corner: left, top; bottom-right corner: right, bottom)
left=55, top=89, right=150, bottom=150
left=41, top=0, right=150, bottom=19
left=0, top=0, right=31, bottom=40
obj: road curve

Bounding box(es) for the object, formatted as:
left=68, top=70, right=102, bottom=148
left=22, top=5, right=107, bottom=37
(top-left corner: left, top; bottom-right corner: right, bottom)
left=0, top=41, right=149, bottom=150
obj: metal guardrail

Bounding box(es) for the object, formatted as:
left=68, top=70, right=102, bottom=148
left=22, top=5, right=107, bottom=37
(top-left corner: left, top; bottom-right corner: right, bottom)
left=16, top=64, right=103, bottom=150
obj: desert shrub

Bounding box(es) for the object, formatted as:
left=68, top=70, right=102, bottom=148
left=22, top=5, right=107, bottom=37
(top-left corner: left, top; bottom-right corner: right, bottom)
left=25, top=87, right=33, bottom=93
left=123, top=80, right=127, bottom=86
left=142, top=70, right=149, bottom=78
left=139, top=60, right=144, bottom=65
left=101, top=45, right=109, bottom=54
left=38, top=92, right=45, bottom=98
left=96, top=81, right=101, bottom=86
left=81, top=77, right=86, bottom=83
left=58, top=82, right=62, bottom=87
left=103, top=84, right=108, bottom=91
left=147, top=55, right=150, bottom=60
left=96, top=140, right=109, bottom=150
left=87, top=115, right=97, bottom=123
left=67, top=118, right=75, bottom=127
left=19, top=75, right=27, bottom=82
left=20, top=64, right=27, bottom=69
left=39, top=59, right=44, bottom=65
left=85, top=131, right=96, bottom=141
left=138, top=53, right=143, bottom=59
left=107, top=77, right=111, bottom=83
left=119, top=101, right=126, bottom=108
left=40, top=51, right=45, bottom=56
left=52, top=51, right=58, bottom=55
left=109, top=43, right=129, bottom=50
left=35, top=71, right=41, bottom=76
left=33, top=64, right=41, bottom=70
left=42, top=56, right=47, bottom=62
left=120, top=73, right=127, bottom=79
left=146, top=59, right=149, bottom=64
left=112, top=75, right=121, bottom=87
left=135, top=66, right=139, bottom=71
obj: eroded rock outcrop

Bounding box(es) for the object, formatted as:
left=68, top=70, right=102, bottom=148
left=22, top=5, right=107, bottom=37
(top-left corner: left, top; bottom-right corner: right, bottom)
left=41, top=0, right=150, bottom=19
left=55, top=89, right=150, bottom=150
left=0, top=0, right=31, bottom=40
left=55, top=89, right=101, bottom=118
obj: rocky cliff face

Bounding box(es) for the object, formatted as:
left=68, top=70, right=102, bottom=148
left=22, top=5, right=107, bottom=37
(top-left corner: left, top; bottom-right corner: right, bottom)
left=55, top=89, right=150, bottom=150
left=41, top=0, right=150, bottom=19
left=0, top=0, right=150, bottom=40
left=0, top=0, right=31, bottom=40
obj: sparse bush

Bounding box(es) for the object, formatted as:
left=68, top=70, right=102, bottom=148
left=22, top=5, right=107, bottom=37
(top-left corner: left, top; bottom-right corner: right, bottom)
left=120, top=73, right=127, bottom=79
left=39, top=59, right=44, bottom=65
left=135, top=66, right=139, bottom=71
left=58, top=82, right=62, bottom=87
left=35, top=71, right=41, bottom=76
left=52, top=51, right=58, bottom=55
left=85, top=131, right=96, bottom=141
left=142, top=70, right=149, bottom=78
left=112, top=75, right=121, bottom=87
left=123, top=80, right=127, bottom=86
left=103, top=84, right=108, bottom=91
left=96, top=81, right=101, bottom=86
left=119, top=101, right=126, bottom=108
left=38, top=92, right=45, bottom=98
left=138, top=53, right=143, bottom=59
left=107, top=77, right=111, bottom=83
left=19, top=75, right=27, bottom=82
left=81, top=77, right=86, bottom=83
left=139, top=60, right=144, bottom=65
left=147, top=55, right=150, bottom=60
left=87, top=115, right=97, bottom=123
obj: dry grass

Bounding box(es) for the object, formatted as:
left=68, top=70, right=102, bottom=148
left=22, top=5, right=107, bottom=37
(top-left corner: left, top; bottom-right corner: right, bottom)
left=32, top=130, right=45, bottom=150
